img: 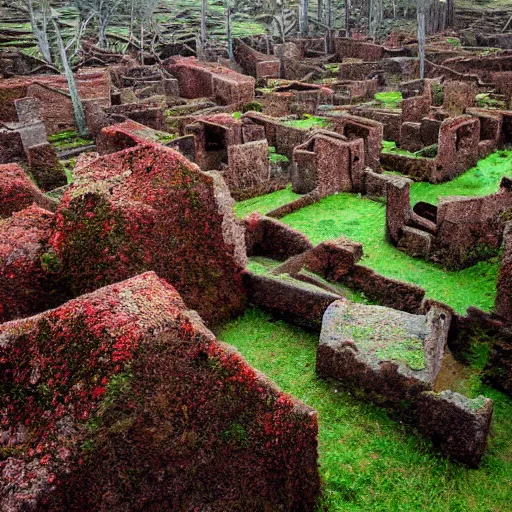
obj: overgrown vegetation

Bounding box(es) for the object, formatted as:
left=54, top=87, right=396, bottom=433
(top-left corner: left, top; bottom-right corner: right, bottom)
left=374, top=91, right=403, bottom=109
left=219, top=307, right=512, bottom=512
left=281, top=193, right=498, bottom=314
left=410, top=149, right=512, bottom=204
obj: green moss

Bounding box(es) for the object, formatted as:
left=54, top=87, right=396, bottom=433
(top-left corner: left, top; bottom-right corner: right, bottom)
left=279, top=193, right=497, bottom=314
left=282, top=115, right=332, bottom=130
left=48, top=130, right=93, bottom=151
left=475, top=93, right=505, bottom=110
left=374, top=91, right=403, bottom=109
left=334, top=304, right=425, bottom=370
left=269, top=146, right=289, bottom=164
left=410, top=149, right=512, bottom=205
left=219, top=307, right=512, bottom=512
left=234, top=185, right=300, bottom=218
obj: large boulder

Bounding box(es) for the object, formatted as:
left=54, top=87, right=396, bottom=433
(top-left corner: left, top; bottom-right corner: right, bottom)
left=0, top=272, right=320, bottom=511
left=50, top=143, right=247, bottom=326
left=0, top=163, right=56, bottom=218
left=0, top=205, right=60, bottom=323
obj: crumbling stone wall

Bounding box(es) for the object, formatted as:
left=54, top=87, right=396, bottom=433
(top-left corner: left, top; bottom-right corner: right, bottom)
left=0, top=272, right=320, bottom=511
left=496, top=222, right=512, bottom=323
left=233, top=39, right=280, bottom=80
left=166, top=57, right=255, bottom=108
left=291, top=130, right=365, bottom=195
left=386, top=176, right=512, bottom=268
left=50, top=143, right=247, bottom=326
left=329, top=114, right=383, bottom=171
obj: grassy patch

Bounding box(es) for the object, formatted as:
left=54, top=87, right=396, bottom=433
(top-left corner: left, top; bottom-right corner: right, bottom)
left=282, top=115, right=332, bottom=130
left=280, top=193, right=498, bottom=314
left=234, top=185, right=300, bottom=218
left=48, top=130, right=93, bottom=152
left=410, top=149, right=512, bottom=205
left=218, top=307, right=512, bottom=512
left=269, top=146, right=289, bottom=164
left=374, top=91, right=403, bottom=109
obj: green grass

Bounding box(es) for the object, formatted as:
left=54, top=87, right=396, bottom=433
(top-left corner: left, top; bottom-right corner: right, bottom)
left=218, top=308, right=512, bottom=512
left=280, top=193, right=498, bottom=314
left=48, top=130, right=93, bottom=152
left=234, top=185, right=300, bottom=218
left=382, top=140, right=423, bottom=159
left=410, top=149, right=512, bottom=205
left=374, top=91, right=403, bottom=109
left=282, top=115, right=332, bottom=130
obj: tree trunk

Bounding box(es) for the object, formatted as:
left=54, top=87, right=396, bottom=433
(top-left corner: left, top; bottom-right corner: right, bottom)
left=226, top=0, right=233, bottom=61
left=417, top=0, right=426, bottom=79
left=300, top=0, right=309, bottom=36
left=52, top=19, right=88, bottom=137
left=27, top=0, right=53, bottom=64
left=345, top=0, right=350, bottom=37
left=201, top=0, right=207, bottom=57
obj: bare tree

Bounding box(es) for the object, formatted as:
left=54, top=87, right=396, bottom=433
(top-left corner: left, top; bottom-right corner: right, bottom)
left=200, top=0, right=207, bottom=57
left=226, top=0, right=233, bottom=61
left=26, top=0, right=53, bottom=64
left=300, top=0, right=309, bottom=36
left=74, top=0, right=123, bottom=49
left=52, top=19, right=88, bottom=136
left=417, top=0, right=426, bottom=79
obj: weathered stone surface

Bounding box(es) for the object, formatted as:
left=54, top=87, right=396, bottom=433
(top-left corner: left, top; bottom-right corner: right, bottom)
left=0, top=163, right=56, bottom=218
left=416, top=391, right=493, bottom=467
left=244, top=271, right=340, bottom=330
left=292, top=131, right=365, bottom=195
left=317, top=301, right=451, bottom=406
left=50, top=143, right=247, bottom=326
left=245, top=213, right=313, bottom=261
left=0, top=205, right=58, bottom=323
left=25, top=143, right=67, bottom=191
left=0, top=272, right=320, bottom=511
left=496, top=222, right=512, bottom=323
left=225, top=140, right=270, bottom=192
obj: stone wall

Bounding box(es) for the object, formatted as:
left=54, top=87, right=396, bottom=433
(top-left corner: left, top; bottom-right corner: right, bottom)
left=50, top=143, right=247, bottom=326
left=0, top=272, right=320, bottom=511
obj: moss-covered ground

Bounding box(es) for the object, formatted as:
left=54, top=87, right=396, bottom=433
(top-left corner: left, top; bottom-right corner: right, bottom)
left=218, top=307, right=512, bottom=512
left=234, top=185, right=300, bottom=218
left=235, top=148, right=512, bottom=313
left=282, top=115, right=333, bottom=130
left=236, top=191, right=497, bottom=313
left=410, top=149, right=512, bottom=205
left=374, top=91, right=403, bottom=109
left=281, top=193, right=498, bottom=314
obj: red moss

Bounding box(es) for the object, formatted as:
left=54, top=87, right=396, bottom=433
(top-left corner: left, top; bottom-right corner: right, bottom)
left=50, top=143, right=246, bottom=326
left=0, top=163, right=55, bottom=218
left=0, top=272, right=319, bottom=511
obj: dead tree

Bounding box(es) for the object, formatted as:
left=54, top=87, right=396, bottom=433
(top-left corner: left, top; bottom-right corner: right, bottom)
left=300, top=0, right=309, bottom=36
left=26, top=0, right=53, bottom=64
left=418, top=0, right=426, bottom=79
left=52, top=19, right=88, bottom=136
left=226, top=0, right=233, bottom=60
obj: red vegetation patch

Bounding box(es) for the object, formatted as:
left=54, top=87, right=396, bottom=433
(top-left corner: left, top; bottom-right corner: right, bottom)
left=0, top=205, right=59, bottom=323
left=0, top=272, right=319, bottom=511
left=50, top=143, right=247, bottom=326
left=0, top=163, right=55, bottom=218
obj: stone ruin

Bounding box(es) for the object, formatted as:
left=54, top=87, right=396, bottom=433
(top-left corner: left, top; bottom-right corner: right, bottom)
left=0, top=272, right=319, bottom=510
left=317, top=300, right=492, bottom=467
left=2, top=27, right=512, bottom=505
left=386, top=175, right=512, bottom=268
left=0, top=97, right=66, bottom=191
left=242, top=214, right=497, bottom=466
